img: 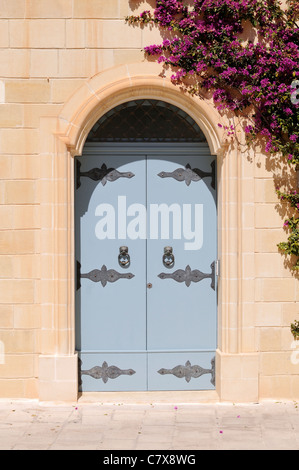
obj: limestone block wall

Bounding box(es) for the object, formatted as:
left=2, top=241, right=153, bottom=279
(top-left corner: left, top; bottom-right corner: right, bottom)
left=0, top=0, right=297, bottom=401
left=254, top=155, right=299, bottom=398
left=0, top=0, right=164, bottom=399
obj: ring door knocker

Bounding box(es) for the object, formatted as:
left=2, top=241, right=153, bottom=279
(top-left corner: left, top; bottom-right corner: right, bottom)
left=118, top=246, right=131, bottom=269
left=163, top=246, right=175, bottom=269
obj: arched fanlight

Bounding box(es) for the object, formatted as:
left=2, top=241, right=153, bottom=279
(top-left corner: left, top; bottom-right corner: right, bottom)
left=87, top=99, right=207, bottom=143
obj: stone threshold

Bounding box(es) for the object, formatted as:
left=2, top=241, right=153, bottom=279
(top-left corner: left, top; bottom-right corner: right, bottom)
left=78, top=390, right=220, bottom=405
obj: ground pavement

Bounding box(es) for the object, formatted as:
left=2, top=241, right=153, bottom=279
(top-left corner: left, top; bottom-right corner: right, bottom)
left=0, top=394, right=298, bottom=450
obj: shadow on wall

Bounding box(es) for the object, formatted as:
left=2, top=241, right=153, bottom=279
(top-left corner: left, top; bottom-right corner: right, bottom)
left=129, top=0, right=157, bottom=9
left=258, top=143, right=299, bottom=276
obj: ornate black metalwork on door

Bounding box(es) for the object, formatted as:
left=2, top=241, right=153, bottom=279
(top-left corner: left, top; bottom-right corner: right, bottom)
left=76, top=160, right=135, bottom=189
left=118, top=246, right=131, bottom=268
left=80, top=360, right=136, bottom=383
left=158, top=262, right=215, bottom=290
left=76, top=261, right=134, bottom=289
left=158, top=161, right=215, bottom=189
left=163, top=246, right=175, bottom=269
left=158, top=357, right=215, bottom=386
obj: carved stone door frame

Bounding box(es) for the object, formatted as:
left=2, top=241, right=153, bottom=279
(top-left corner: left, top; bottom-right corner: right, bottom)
left=38, top=63, right=259, bottom=402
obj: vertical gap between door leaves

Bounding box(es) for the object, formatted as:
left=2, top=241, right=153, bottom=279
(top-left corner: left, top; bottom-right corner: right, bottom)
left=145, top=154, right=148, bottom=391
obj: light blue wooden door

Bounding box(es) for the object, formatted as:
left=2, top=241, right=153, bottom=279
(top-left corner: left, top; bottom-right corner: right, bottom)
left=146, top=154, right=217, bottom=390
left=75, top=144, right=217, bottom=392
left=75, top=153, right=148, bottom=391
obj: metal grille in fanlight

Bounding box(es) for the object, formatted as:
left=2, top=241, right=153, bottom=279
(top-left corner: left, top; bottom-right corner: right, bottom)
left=86, top=99, right=207, bottom=142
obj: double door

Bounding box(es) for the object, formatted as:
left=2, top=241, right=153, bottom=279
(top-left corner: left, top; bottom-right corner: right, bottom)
left=75, top=144, right=217, bottom=391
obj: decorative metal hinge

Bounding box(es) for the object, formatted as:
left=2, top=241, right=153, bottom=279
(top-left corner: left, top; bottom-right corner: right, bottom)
left=76, top=261, right=134, bottom=289
left=158, top=161, right=215, bottom=189
left=158, top=262, right=216, bottom=290
left=158, top=357, right=215, bottom=386
left=76, top=160, right=135, bottom=189
left=80, top=359, right=136, bottom=383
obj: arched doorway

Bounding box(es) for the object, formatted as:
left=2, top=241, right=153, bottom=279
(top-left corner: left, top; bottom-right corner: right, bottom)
left=75, top=99, right=217, bottom=392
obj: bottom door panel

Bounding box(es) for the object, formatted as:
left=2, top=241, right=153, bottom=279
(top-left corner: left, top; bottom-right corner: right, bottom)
left=79, top=353, right=147, bottom=392
left=147, top=351, right=215, bottom=391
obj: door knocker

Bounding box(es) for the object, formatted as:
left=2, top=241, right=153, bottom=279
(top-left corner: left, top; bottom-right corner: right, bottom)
left=118, top=246, right=131, bottom=268
left=163, top=246, right=175, bottom=269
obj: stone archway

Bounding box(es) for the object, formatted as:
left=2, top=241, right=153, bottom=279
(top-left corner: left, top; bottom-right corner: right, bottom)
left=37, top=63, right=258, bottom=402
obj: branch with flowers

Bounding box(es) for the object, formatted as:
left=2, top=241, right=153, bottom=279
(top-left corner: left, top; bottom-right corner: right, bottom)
left=126, top=0, right=299, bottom=268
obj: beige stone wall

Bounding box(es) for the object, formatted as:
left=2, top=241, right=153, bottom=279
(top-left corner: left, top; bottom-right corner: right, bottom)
left=0, top=0, right=150, bottom=399
left=0, top=0, right=298, bottom=401
left=254, top=155, right=299, bottom=399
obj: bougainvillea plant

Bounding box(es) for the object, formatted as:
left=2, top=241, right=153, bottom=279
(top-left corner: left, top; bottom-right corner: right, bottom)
left=126, top=0, right=299, bottom=268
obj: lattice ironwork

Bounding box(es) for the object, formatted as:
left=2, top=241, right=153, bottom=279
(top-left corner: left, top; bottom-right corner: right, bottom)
left=86, top=99, right=207, bottom=142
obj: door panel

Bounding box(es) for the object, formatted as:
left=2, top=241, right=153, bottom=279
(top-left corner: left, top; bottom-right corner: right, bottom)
left=75, top=146, right=217, bottom=392
left=79, top=352, right=147, bottom=392
left=146, top=155, right=217, bottom=353
left=76, top=154, right=147, bottom=391
left=148, top=352, right=215, bottom=391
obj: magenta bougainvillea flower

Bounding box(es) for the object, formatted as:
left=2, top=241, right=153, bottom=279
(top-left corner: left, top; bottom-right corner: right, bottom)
left=126, top=0, right=299, bottom=269
left=127, top=0, right=298, bottom=162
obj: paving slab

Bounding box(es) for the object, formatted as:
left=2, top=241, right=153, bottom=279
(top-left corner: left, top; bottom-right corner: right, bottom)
left=0, top=399, right=298, bottom=450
